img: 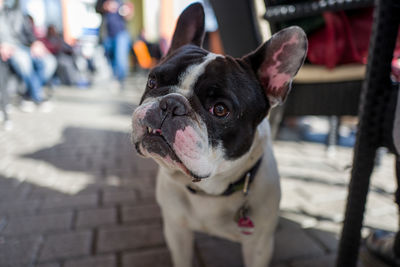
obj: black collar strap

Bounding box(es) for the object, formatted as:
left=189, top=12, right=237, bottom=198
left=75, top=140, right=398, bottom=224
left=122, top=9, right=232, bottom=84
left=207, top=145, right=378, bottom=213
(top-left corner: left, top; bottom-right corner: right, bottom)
left=186, top=157, right=263, bottom=197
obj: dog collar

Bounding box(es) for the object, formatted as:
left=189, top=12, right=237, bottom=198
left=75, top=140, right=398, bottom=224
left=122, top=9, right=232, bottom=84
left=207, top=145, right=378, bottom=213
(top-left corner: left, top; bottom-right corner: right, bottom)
left=186, top=157, right=263, bottom=197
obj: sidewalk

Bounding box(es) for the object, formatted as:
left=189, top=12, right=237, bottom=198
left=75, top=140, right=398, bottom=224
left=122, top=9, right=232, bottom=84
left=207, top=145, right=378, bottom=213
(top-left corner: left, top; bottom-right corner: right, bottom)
left=0, top=74, right=397, bottom=267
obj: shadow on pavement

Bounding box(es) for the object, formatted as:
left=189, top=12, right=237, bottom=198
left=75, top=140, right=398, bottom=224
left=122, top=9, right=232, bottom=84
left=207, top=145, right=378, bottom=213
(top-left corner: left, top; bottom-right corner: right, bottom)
left=285, top=174, right=394, bottom=199
left=9, top=125, right=390, bottom=267
left=21, top=126, right=158, bottom=180
left=0, top=173, right=389, bottom=267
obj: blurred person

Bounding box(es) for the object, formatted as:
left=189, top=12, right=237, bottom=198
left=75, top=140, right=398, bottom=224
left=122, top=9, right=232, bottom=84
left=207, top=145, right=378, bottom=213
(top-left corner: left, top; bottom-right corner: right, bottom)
left=132, top=29, right=162, bottom=70
left=138, top=29, right=162, bottom=62
left=0, top=52, right=12, bottom=130
left=0, top=0, right=56, bottom=112
left=42, top=25, right=88, bottom=87
left=95, top=0, right=133, bottom=90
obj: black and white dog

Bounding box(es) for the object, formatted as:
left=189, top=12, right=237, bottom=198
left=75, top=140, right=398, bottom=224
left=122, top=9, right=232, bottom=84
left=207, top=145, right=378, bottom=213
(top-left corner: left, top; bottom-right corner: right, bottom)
left=132, top=3, right=307, bottom=267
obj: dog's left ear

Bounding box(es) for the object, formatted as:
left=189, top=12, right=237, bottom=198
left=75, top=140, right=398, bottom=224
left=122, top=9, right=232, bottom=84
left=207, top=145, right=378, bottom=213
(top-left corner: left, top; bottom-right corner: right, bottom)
left=167, top=3, right=205, bottom=55
left=244, top=26, right=308, bottom=107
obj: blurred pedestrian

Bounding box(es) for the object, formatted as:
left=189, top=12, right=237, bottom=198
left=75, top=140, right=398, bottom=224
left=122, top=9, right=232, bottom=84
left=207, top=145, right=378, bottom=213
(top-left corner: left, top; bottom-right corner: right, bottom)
left=95, top=0, right=134, bottom=90
left=42, top=25, right=89, bottom=87
left=0, top=0, right=56, bottom=112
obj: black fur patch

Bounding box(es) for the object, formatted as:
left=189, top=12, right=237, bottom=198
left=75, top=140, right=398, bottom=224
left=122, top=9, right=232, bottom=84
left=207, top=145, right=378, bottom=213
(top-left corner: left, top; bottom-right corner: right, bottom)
left=140, top=45, right=270, bottom=160
left=191, top=53, right=269, bottom=159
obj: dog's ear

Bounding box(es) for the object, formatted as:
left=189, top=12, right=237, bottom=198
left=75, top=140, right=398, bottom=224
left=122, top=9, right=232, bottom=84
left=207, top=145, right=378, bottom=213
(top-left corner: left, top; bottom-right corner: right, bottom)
left=167, top=3, right=205, bottom=55
left=243, top=26, right=307, bottom=107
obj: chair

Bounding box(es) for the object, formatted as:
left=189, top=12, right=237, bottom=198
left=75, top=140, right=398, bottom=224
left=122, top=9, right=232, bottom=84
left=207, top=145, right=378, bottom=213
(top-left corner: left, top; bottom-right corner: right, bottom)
left=336, top=0, right=400, bottom=265
left=208, top=0, right=262, bottom=58
left=133, top=40, right=157, bottom=70
left=210, top=0, right=374, bottom=147
left=263, top=0, right=375, bottom=143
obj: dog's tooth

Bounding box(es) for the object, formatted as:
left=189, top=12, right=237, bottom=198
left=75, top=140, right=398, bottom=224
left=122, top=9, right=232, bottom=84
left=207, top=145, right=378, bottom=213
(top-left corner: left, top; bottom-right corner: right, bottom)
left=147, top=127, right=152, bottom=133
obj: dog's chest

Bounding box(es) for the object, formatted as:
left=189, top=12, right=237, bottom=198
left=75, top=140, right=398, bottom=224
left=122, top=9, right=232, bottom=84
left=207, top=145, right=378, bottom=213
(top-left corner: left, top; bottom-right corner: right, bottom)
left=185, top=196, right=246, bottom=241
left=156, top=173, right=247, bottom=241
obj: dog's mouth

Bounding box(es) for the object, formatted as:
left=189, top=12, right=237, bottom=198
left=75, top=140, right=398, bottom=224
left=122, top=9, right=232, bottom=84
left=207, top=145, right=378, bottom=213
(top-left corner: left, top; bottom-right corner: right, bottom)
left=139, top=127, right=208, bottom=180
left=141, top=127, right=180, bottom=162
left=145, top=126, right=162, bottom=136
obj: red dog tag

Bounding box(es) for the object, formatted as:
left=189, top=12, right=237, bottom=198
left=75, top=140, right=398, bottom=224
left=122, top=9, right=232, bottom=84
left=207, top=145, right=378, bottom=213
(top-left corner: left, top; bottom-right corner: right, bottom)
left=238, top=216, right=254, bottom=235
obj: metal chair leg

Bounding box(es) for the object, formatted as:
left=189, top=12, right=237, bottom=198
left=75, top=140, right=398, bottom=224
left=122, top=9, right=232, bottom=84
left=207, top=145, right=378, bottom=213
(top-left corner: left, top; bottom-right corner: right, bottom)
left=336, top=0, right=400, bottom=266
left=394, top=157, right=400, bottom=256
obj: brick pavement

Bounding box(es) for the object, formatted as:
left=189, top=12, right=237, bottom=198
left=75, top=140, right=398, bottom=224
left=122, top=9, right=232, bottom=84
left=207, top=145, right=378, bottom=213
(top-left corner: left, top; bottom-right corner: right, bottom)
left=0, top=74, right=397, bottom=267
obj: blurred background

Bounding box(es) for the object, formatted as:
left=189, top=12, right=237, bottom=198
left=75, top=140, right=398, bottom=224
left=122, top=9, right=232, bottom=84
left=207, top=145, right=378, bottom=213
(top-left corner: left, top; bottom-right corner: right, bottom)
left=3, top=0, right=395, bottom=146
left=0, top=0, right=399, bottom=266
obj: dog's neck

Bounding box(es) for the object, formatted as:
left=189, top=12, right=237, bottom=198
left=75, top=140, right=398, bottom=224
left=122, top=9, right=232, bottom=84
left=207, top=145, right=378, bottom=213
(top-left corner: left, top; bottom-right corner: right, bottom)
left=161, top=118, right=272, bottom=195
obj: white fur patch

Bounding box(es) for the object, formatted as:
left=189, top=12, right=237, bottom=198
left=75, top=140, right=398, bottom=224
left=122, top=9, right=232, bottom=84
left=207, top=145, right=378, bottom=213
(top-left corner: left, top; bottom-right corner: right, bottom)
left=191, top=119, right=272, bottom=195
left=175, top=53, right=221, bottom=97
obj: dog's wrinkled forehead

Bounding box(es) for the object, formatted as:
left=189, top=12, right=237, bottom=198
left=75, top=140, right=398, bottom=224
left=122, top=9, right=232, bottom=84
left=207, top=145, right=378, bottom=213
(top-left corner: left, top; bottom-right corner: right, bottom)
left=141, top=45, right=220, bottom=101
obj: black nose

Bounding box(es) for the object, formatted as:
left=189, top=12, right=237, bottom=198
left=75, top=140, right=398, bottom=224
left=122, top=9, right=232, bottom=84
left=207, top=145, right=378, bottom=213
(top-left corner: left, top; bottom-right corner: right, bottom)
left=159, top=94, right=190, bottom=116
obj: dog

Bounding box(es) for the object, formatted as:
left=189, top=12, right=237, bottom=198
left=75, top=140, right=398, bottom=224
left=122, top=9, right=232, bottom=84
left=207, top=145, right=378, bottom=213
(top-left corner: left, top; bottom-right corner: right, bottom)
left=131, top=3, right=307, bottom=266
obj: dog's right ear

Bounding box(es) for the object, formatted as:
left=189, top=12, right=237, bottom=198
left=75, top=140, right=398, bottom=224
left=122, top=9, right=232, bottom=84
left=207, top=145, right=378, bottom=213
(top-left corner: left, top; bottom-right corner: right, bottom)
left=167, top=3, right=205, bottom=55
left=243, top=27, right=307, bottom=108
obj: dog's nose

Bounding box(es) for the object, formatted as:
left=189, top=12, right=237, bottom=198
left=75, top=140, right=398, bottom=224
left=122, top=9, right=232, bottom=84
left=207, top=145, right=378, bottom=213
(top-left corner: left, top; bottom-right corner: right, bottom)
left=159, top=94, right=190, bottom=116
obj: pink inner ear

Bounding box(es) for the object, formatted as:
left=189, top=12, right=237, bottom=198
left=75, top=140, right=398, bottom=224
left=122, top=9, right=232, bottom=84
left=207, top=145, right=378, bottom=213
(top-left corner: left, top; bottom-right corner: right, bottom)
left=259, top=34, right=300, bottom=100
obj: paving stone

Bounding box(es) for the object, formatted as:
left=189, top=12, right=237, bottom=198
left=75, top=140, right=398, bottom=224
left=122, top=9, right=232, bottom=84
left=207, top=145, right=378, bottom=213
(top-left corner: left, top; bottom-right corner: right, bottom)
left=0, top=217, right=7, bottom=232
left=28, top=186, right=67, bottom=199
left=0, top=177, right=20, bottom=188
left=136, top=187, right=157, bottom=200
left=0, top=235, right=42, bottom=267
left=304, top=221, right=341, bottom=253
left=195, top=233, right=243, bottom=267
left=365, top=192, right=398, bottom=217
left=123, top=248, right=171, bottom=267
left=359, top=246, right=388, bottom=267
left=280, top=180, right=308, bottom=210
left=300, top=199, right=346, bottom=223
left=276, top=217, right=302, bottom=232
left=2, top=212, right=73, bottom=236
left=103, top=189, right=138, bottom=204
left=115, top=178, right=156, bottom=194
left=36, top=263, right=61, bottom=267
left=370, top=162, right=397, bottom=194
left=98, top=224, right=164, bottom=253
left=0, top=182, right=32, bottom=201
left=290, top=254, right=336, bottom=267
left=64, top=254, right=116, bottom=267
left=280, top=211, right=318, bottom=229
left=134, top=157, right=158, bottom=173
left=272, top=219, right=325, bottom=262
left=122, top=204, right=161, bottom=223
left=41, top=194, right=98, bottom=211
left=290, top=252, right=366, bottom=267
left=363, top=212, right=399, bottom=232
left=300, top=191, right=398, bottom=226
left=305, top=228, right=338, bottom=253
left=294, top=182, right=348, bottom=204
left=38, top=231, right=92, bottom=261
left=0, top=75, right=398, bottom=267
left=76, top=207, right=117, bottom=228
left=0, top=199, right=42, bottom=216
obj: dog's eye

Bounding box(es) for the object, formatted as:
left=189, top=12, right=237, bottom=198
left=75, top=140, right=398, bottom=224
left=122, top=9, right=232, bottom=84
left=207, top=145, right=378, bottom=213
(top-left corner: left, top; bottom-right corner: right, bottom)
left=211, top=103, right=230, bottom=117
left=147, top=77, right=157, bottom=89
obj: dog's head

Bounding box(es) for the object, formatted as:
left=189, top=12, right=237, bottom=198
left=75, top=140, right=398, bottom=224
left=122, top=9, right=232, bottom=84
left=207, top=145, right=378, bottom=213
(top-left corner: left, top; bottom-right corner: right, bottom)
left=132, top=3, right=307, bottom=179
